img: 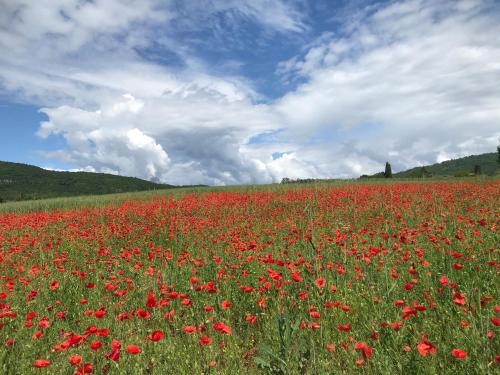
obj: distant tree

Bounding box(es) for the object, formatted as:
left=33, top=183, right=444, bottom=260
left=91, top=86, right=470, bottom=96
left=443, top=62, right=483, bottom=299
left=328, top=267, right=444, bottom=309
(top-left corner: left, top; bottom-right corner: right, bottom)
left=281, top=177, right=291, bottom=184
left=474, top=164, right=482, bottom=175
left=0, top=196, right=4, bottom=203
left=384, top=162, right=392, bottom=178
left=497, top=145, right=500, bottom=164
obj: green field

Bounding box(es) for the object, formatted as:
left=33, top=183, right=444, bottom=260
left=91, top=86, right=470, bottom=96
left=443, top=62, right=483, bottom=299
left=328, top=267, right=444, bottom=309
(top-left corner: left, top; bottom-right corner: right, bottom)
left=0, top=179, right=498, bottom=374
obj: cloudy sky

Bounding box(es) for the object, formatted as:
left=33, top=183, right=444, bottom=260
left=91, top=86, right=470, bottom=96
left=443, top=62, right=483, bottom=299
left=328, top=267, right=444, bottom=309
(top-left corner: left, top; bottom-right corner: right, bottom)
left=0, top=0, right=499, bottom=185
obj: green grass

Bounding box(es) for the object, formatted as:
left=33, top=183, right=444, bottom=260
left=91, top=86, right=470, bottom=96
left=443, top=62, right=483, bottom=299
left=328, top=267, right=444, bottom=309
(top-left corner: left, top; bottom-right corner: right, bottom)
left=0, top=180, right=498, bottom=374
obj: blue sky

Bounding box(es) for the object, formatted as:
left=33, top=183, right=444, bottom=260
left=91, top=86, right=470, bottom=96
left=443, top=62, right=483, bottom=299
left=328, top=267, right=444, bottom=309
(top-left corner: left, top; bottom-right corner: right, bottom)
left=0, top=102, right=73, bottom=168
left=0, top=0, right=499, bottom=184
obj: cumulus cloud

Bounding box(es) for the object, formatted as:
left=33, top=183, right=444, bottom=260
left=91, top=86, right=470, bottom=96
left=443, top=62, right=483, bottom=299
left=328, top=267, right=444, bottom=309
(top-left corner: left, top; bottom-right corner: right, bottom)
left=38, top=95, right=170, bottom=180
left=1, top=0, right=499, bottom=184
left=37, top=92, right=285, bottom=184
left=276, top=0, right=500, bottom=173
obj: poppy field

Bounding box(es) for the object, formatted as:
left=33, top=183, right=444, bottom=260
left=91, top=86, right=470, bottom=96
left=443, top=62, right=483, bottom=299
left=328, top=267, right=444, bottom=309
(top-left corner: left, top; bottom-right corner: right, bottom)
left=0, top=181, right=499, bottom=374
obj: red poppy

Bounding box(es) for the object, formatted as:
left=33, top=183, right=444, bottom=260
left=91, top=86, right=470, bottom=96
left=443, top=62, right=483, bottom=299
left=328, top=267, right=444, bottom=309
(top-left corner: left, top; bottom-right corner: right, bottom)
left=126, top=345, right=141, bottom=354
left=75, top=363, right=93, bottom=374
left=337, top=324, right=351, bottom=332
left=49, top=280, right=59, bottom=290
left=68, top=355, right=83, bottom=366
left=33, top=359, right=50, bottom=368
left=491, top=317, right=500, bottom=326
left=451, top=349, right=467, bottom=359
left=354, top=342, right=373, bottom=359
left=89, top=341, right=102, bottom=351
left=213, top=322, right=232, bottom=334
left=315, top=278, right=326, bottom=288
left=146, top=289, right=157, bottom=308
left=200, top=335, right=213, bottom=346
left=147, top=330, right=164, bottom=342
left=111, top=339, right=121, bottom=350
left=310, top=311, right=320, bottom=319
left=417, top=336, right=436, bottom=357
left=183, top=325, right=196, bottom=334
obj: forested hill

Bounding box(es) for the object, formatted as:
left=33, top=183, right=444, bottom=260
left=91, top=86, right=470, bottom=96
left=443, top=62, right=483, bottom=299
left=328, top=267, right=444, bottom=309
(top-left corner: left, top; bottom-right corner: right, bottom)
left=393, top=152, right=498, bottom=178
left=0, top=161, right=177, bottom=202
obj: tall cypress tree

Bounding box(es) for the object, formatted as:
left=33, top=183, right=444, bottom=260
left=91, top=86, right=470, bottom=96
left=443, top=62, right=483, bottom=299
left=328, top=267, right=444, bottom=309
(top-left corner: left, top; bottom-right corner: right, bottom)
left=474, top=164, right=482, bottom=175
left=384, top=162, right=392, bottom=178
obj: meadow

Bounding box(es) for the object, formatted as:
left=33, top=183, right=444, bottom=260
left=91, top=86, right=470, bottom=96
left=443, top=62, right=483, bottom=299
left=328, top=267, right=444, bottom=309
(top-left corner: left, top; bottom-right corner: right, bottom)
left=0, top=180, right=498, bottom=374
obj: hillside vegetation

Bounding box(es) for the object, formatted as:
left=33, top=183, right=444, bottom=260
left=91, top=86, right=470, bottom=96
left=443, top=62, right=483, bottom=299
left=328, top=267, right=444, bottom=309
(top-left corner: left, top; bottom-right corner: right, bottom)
left=393, top=152, right=498, bottom=178
left=0, top=161, right=177, bottom=202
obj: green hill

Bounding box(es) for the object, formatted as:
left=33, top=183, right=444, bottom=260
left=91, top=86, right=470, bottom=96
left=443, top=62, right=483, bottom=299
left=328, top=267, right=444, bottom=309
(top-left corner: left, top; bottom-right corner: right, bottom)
left=393, top=152, right=498, bottom=178
left=0, top=161, right=178, bottom=202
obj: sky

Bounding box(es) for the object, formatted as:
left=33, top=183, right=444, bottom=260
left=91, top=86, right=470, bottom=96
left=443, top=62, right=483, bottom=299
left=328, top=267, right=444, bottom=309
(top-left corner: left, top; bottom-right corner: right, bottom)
left=0, top=0, right=499, bottom=185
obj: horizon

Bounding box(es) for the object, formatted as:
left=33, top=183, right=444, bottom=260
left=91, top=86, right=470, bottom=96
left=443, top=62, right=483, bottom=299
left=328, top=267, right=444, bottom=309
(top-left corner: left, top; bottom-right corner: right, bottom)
left=1, top=0, right=500, bottom=186
left=1, top=150, right=497, bottom=186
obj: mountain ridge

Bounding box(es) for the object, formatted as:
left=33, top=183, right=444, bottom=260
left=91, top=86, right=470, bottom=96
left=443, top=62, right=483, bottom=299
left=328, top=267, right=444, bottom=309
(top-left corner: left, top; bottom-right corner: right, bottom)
left=0, top=160, right=185, bottom=202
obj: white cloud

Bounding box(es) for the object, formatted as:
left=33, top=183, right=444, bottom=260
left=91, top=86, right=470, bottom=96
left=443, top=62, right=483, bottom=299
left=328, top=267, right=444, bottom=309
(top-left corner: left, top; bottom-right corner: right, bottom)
left=275, top=0, right=500, bottom=174
left=37, top=92, right=284, bottom=184
left=1, top=0, right=499, bottom=184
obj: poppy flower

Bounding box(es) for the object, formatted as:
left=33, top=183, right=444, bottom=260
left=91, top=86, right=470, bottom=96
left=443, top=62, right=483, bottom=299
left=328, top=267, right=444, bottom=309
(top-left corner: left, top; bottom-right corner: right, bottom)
left=213, top=322, right=232, bottom=334
left=491, top=317, right=500, bottom=326
left=90, top=341, right=102, bottom=351
left=136, top=309, right=151, bottom=319
left=337, top=324, right=351, bottom=332
left=354, top=342, right=373, bottom=359
left=417, top=336, right=436, bottom=357
left=200, top=335, right=213, bottom=346
left=126, top=345, right=141, bottom=354
left=106, top=349, right=120, bottom=362
left=451, top=349, right=467, bottom=359
left=146, top=289, right=157, bottom=308
left=439, top=275, right=448, bottom=286
left=68, top=355, right=82, bottom=366
left=310, top=311, right=320, bottom=319
left=33, top=359, right=50, bottom=368
left=111, top=339, right=121, bottom=350
left=49, top=280, right=59, bottom=290
left=183, top=325, right=196, bottom=334
left=75, top=363, right=93, bottom=374
left=147, top=330, right=164, bottom=342
left=315, top=278, right=326, bottom=288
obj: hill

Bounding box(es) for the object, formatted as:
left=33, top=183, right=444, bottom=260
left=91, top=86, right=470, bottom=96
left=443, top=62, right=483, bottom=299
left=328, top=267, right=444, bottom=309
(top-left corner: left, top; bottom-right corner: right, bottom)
left=393, top=152, right=498, bottom=178
left=0, top=161, right=178, bottom=202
